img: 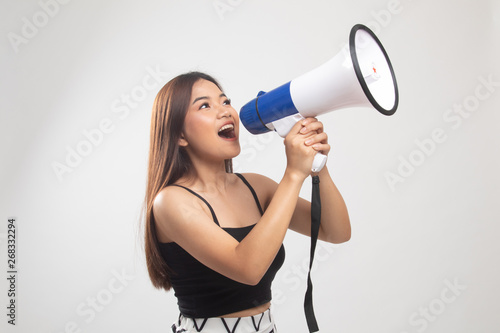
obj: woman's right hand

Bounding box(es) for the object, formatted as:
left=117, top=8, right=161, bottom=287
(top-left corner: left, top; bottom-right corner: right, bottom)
left=283, top=117, right=319, bottom=181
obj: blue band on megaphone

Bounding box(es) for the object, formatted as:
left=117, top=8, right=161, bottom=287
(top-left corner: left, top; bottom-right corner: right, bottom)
left=240, top=81, right=299, bottom=135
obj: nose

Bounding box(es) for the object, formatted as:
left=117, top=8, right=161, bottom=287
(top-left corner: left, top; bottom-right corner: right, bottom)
left=217, top=105, right=231, bottom=118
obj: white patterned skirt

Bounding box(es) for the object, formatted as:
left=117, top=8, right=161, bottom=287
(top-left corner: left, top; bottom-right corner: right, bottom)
left=171, top=307, right=277, bottom=333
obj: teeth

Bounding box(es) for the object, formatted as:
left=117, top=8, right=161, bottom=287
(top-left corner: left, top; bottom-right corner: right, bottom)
left=218, top=124, right=234, bottom=132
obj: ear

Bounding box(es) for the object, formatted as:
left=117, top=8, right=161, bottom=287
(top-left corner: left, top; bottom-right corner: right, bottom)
left=178, top=133, right=188, bottom=147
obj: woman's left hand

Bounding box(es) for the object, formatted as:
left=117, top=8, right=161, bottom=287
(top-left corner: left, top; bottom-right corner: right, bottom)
left=299, top=117, right=330, bottom=156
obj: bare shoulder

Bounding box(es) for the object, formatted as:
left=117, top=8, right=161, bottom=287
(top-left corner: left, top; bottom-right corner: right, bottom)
left=153, top=185, right=190, bottom=218
left=152, top=185, right=205, bottom=243
left=238, top=173, right=279, bottom=210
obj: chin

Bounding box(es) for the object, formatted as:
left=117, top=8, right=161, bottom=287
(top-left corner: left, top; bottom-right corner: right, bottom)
left=222, top=142, right=240, bottom=159
left=229, top=145, right=241, bottom=158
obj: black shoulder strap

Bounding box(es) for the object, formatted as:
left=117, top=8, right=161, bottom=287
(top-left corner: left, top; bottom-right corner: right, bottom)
left=234, top=173, right=264, bottom=215
left=170, top=184, right=220, bottom=226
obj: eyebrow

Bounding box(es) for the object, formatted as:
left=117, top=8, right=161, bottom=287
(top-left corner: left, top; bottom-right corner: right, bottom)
left=192, top=93, right=227, bottom=105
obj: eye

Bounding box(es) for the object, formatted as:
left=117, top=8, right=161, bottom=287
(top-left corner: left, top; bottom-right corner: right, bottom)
left=223, top=98, right=232, bottom=106
left=199, top=102, right=210, bottom=110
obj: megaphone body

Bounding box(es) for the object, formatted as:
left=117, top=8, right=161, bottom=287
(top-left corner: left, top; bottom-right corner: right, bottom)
left=239, top=24, right=399, bottom=172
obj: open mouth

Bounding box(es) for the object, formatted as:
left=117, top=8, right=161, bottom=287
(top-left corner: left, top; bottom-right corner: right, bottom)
left=218, top=123, right=236, bottom=140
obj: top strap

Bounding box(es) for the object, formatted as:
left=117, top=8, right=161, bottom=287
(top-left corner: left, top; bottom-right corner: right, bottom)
left=170, top=173, right=264, bottom=227
left=234, top=173, right=264, bottom=215
left=170, top=184, right=220, bottom=226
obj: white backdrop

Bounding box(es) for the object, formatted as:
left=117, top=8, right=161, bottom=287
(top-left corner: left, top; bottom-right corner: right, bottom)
left=1, top=0, right=499, bottom=332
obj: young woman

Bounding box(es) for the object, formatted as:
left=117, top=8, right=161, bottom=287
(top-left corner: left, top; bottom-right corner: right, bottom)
left=143, top=72, right=350, bottom=333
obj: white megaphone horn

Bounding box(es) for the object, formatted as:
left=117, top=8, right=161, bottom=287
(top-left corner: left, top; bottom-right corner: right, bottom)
left=239, top=24, right=399, bottom=172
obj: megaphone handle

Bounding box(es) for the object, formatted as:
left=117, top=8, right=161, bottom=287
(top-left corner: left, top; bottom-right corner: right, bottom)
left=312, top=152, right=328, bottom=173
left=271, top=115, right=328, bottom=173
left=271, top=113, right=305, bottom=137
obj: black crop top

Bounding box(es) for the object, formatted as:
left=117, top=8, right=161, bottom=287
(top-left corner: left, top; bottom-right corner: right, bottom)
left=159, top=173, right=285, bottom=318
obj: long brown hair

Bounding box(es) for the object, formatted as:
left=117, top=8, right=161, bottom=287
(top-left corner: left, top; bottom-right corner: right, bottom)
left=143, top=72, right=232, bottom=291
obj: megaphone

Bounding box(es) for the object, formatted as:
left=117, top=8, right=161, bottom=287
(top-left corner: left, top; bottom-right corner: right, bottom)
left=239, top=24, right=399, bottom=172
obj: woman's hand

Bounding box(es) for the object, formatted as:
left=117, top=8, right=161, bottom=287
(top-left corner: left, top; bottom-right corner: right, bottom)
left=300, top=117, right=330, bottom=156
left=283, top=117, right=330, bottom=180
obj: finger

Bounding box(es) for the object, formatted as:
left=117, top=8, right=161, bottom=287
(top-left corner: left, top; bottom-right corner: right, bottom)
left=288, top=118, right=308, bottom=135
left=301, top=117, right=318, bottom=126
left=300, top=120, right=324, bottom=134
left=312, top=143, right=331, bottom=155
left=304, top=132, right=328, bottom=146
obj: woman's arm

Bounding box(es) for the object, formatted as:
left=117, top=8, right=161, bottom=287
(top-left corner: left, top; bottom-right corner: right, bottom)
left=289, top=165, right=351, bottom=243
left=243, top=168, right=350, bottom=244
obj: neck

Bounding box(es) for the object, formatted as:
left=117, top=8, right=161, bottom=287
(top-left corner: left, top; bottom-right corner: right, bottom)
left=180, top=155, right=231, bottom=194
